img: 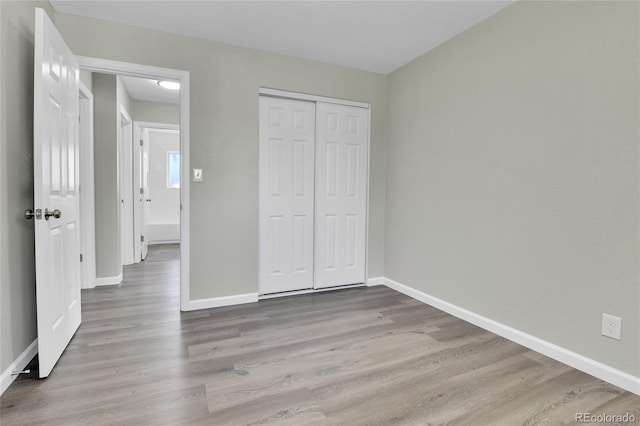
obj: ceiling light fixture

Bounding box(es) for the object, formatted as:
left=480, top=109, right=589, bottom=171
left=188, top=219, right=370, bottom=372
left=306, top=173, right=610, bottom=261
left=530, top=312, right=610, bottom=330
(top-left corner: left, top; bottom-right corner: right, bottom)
left=157, top=80, right=180, bottom=90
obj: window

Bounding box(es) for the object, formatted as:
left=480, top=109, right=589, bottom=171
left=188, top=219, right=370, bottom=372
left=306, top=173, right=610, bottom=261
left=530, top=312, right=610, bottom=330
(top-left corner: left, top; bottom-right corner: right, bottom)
left=167, top=151, right=180, bottom=188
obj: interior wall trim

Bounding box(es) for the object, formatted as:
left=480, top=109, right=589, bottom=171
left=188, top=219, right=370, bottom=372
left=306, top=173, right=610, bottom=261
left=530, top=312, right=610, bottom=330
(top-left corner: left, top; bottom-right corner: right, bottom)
left=259, top=87, right=369, bottom=109
left=184, top=293, right=259, bottom=312
left=95, top=272, right=123, bottom=287
left=382, top=277, right=640, bottom=396
left=0, top=339, right=37, bottom=396
left=259, top=283, right=366, bottom=300
left=367, top=277, right=385, bottom=286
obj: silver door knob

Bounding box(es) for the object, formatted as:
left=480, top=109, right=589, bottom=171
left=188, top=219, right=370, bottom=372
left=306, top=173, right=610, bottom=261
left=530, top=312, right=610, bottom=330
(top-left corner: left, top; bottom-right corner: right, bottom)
left=44, top=208, right=61, bottom=220
left=24, top=209, right=34, bottom=220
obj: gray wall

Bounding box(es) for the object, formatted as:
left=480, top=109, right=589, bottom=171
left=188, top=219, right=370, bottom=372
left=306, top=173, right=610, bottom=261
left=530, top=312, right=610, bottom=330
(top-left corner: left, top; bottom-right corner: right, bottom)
left=92, top=73, right=134, bottom=279
left=54, top=12, right=388, bottom=300
left=0, top=1, right=55, bottom=373
left=79, top=69, right=92, bottom=92
left=116, top=75, right=132, bottom=122
left=385, top=1, right=639, bottom=376
left=131, top=100, right=179, bottom=125
left=92, top=73, right=120, bottom=279
left=116, top=75, right=132, bottom=267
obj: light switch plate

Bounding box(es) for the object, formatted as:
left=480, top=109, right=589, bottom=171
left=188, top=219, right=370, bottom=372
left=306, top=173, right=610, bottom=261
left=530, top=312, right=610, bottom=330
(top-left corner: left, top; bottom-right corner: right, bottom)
left=193, top=168, right=203, bottom=183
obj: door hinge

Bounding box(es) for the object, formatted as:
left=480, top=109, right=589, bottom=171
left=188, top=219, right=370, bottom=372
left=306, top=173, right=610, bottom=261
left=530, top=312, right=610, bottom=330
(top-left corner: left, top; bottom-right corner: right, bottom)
left=140, top=188, right=144, bottom=194
left=141, top=235, right=145, bottom=242
left=80, top=253, right=83, bottom=262
left=139, top=140, right=144, bottom=146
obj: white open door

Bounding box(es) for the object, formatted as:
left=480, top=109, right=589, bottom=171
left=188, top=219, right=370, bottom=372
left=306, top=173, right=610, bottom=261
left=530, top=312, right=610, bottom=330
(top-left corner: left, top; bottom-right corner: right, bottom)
left=133, top=123, right=149, bottom=262
left=141, top=129, right=150, bottom=260
left=33, top=8, right=81, bottom=378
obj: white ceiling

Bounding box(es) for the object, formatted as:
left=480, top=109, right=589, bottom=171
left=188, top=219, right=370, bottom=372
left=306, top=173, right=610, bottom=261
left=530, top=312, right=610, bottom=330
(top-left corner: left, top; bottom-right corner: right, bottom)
left=120, top=75, right=180, bottom=104
left=51, top=0, right=514, bottom=75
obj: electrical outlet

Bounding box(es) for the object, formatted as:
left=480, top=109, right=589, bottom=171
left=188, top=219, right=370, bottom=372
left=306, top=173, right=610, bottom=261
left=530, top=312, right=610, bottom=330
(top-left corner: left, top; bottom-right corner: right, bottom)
left=601, top=314, right=622, bottom=340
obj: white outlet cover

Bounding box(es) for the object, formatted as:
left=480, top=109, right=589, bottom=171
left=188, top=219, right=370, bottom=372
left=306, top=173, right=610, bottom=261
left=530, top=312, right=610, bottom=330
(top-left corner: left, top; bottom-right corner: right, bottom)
left=601, top=313, right=622, bottom=340
left=193, top=168, right=203, bottom=183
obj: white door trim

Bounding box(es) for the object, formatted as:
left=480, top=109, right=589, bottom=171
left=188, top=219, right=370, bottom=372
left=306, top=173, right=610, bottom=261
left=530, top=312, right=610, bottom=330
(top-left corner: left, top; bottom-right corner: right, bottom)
left=259, top=88, right=370, bottom=109
left=79, top=81, right=96, bottom=289
left=76, top=56, right=191, bottom=311
left=119, top=106, right=135, bottom=266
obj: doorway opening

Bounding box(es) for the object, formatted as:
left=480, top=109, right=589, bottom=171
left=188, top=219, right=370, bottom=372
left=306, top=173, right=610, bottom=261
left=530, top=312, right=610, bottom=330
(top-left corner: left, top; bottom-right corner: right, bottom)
left=77, top=56, right=190, bottom=311
left=134, top=122, right=181, bottom=263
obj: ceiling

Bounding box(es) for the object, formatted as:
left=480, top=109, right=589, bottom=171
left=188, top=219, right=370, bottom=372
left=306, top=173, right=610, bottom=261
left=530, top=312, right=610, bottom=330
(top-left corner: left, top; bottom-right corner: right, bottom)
left=120, top=75, right=180, bottom=104
left=51, top=0, right=514, bottom=75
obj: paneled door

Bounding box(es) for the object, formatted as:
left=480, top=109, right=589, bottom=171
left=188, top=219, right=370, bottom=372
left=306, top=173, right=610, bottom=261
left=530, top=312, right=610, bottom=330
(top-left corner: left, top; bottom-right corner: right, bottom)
left=134, top=126, right=151, bottom=261
left=33, top=8, right=82, bottom=377
left=141, top=132, right=150, bottom=260
left=314, top=102, right=368, bottom=289
left=259, top=97, right=316, bottom=294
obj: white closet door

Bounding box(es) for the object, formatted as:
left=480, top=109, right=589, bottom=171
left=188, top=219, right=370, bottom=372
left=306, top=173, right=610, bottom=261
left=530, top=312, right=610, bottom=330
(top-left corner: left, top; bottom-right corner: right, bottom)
left=315, top=102, right=368, bottom=289
left=259, top=97, right=316, bottom=294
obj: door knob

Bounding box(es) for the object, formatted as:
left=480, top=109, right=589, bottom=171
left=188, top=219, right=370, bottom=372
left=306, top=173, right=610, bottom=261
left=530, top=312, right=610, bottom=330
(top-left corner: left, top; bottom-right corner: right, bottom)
left=44, top=208, right=61, bottom=220
left=24, top=209, right=34, bottom=220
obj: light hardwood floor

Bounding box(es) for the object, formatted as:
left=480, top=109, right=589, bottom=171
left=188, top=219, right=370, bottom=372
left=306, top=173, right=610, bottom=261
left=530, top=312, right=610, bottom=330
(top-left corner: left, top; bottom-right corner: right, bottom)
left=2, top=246, right=639, bottom=425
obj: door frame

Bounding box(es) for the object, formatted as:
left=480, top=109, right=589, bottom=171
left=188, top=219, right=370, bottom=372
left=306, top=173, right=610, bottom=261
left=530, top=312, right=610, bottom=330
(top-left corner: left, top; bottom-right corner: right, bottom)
left=133, top=121, right=181, bottom=261
left=119, top=106, right=135, bottom=266
left=77, top=56, right=190, bottom=311
left=79, top=81, right=96, bottom=289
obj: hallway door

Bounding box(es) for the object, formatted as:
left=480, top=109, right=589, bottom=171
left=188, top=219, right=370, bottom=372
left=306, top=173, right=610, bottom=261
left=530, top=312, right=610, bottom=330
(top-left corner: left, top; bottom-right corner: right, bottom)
left=33, top=8, right=82, bottom=378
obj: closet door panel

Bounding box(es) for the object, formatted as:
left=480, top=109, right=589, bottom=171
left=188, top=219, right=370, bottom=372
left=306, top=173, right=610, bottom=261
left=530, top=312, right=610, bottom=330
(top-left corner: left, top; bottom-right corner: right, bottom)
left=315, top=102, right=368, bottom=289
left=259, top=97, right=316, bottom=294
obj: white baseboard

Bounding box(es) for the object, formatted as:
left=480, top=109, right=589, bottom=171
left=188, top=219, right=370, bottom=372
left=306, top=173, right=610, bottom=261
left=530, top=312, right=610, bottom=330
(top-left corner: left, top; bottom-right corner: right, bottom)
left=95, top=273, right=122, bottom=287
left=367, top=276, right=385, bottom=286
left=183, top=293, right=259, bottom=311
left=383, top=277, right=640, bottom=396
left=1, top=339, right=37, bottom=395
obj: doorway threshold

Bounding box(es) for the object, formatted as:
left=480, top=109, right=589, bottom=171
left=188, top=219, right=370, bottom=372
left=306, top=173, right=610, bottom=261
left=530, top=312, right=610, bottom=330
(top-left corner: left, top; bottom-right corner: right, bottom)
left=259, top=283, right=366, bottom=300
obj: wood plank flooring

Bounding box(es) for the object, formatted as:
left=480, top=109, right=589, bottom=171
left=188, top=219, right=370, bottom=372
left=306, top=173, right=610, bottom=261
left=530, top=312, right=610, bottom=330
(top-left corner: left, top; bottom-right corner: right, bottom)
left=2, top=245, right=639, bottom=425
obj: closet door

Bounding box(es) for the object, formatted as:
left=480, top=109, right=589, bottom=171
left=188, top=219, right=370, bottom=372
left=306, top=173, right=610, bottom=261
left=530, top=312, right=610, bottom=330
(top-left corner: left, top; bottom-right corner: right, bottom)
left=259, top=97, right=316, bottom=294
left=315, top=102, right=368, bottom=289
